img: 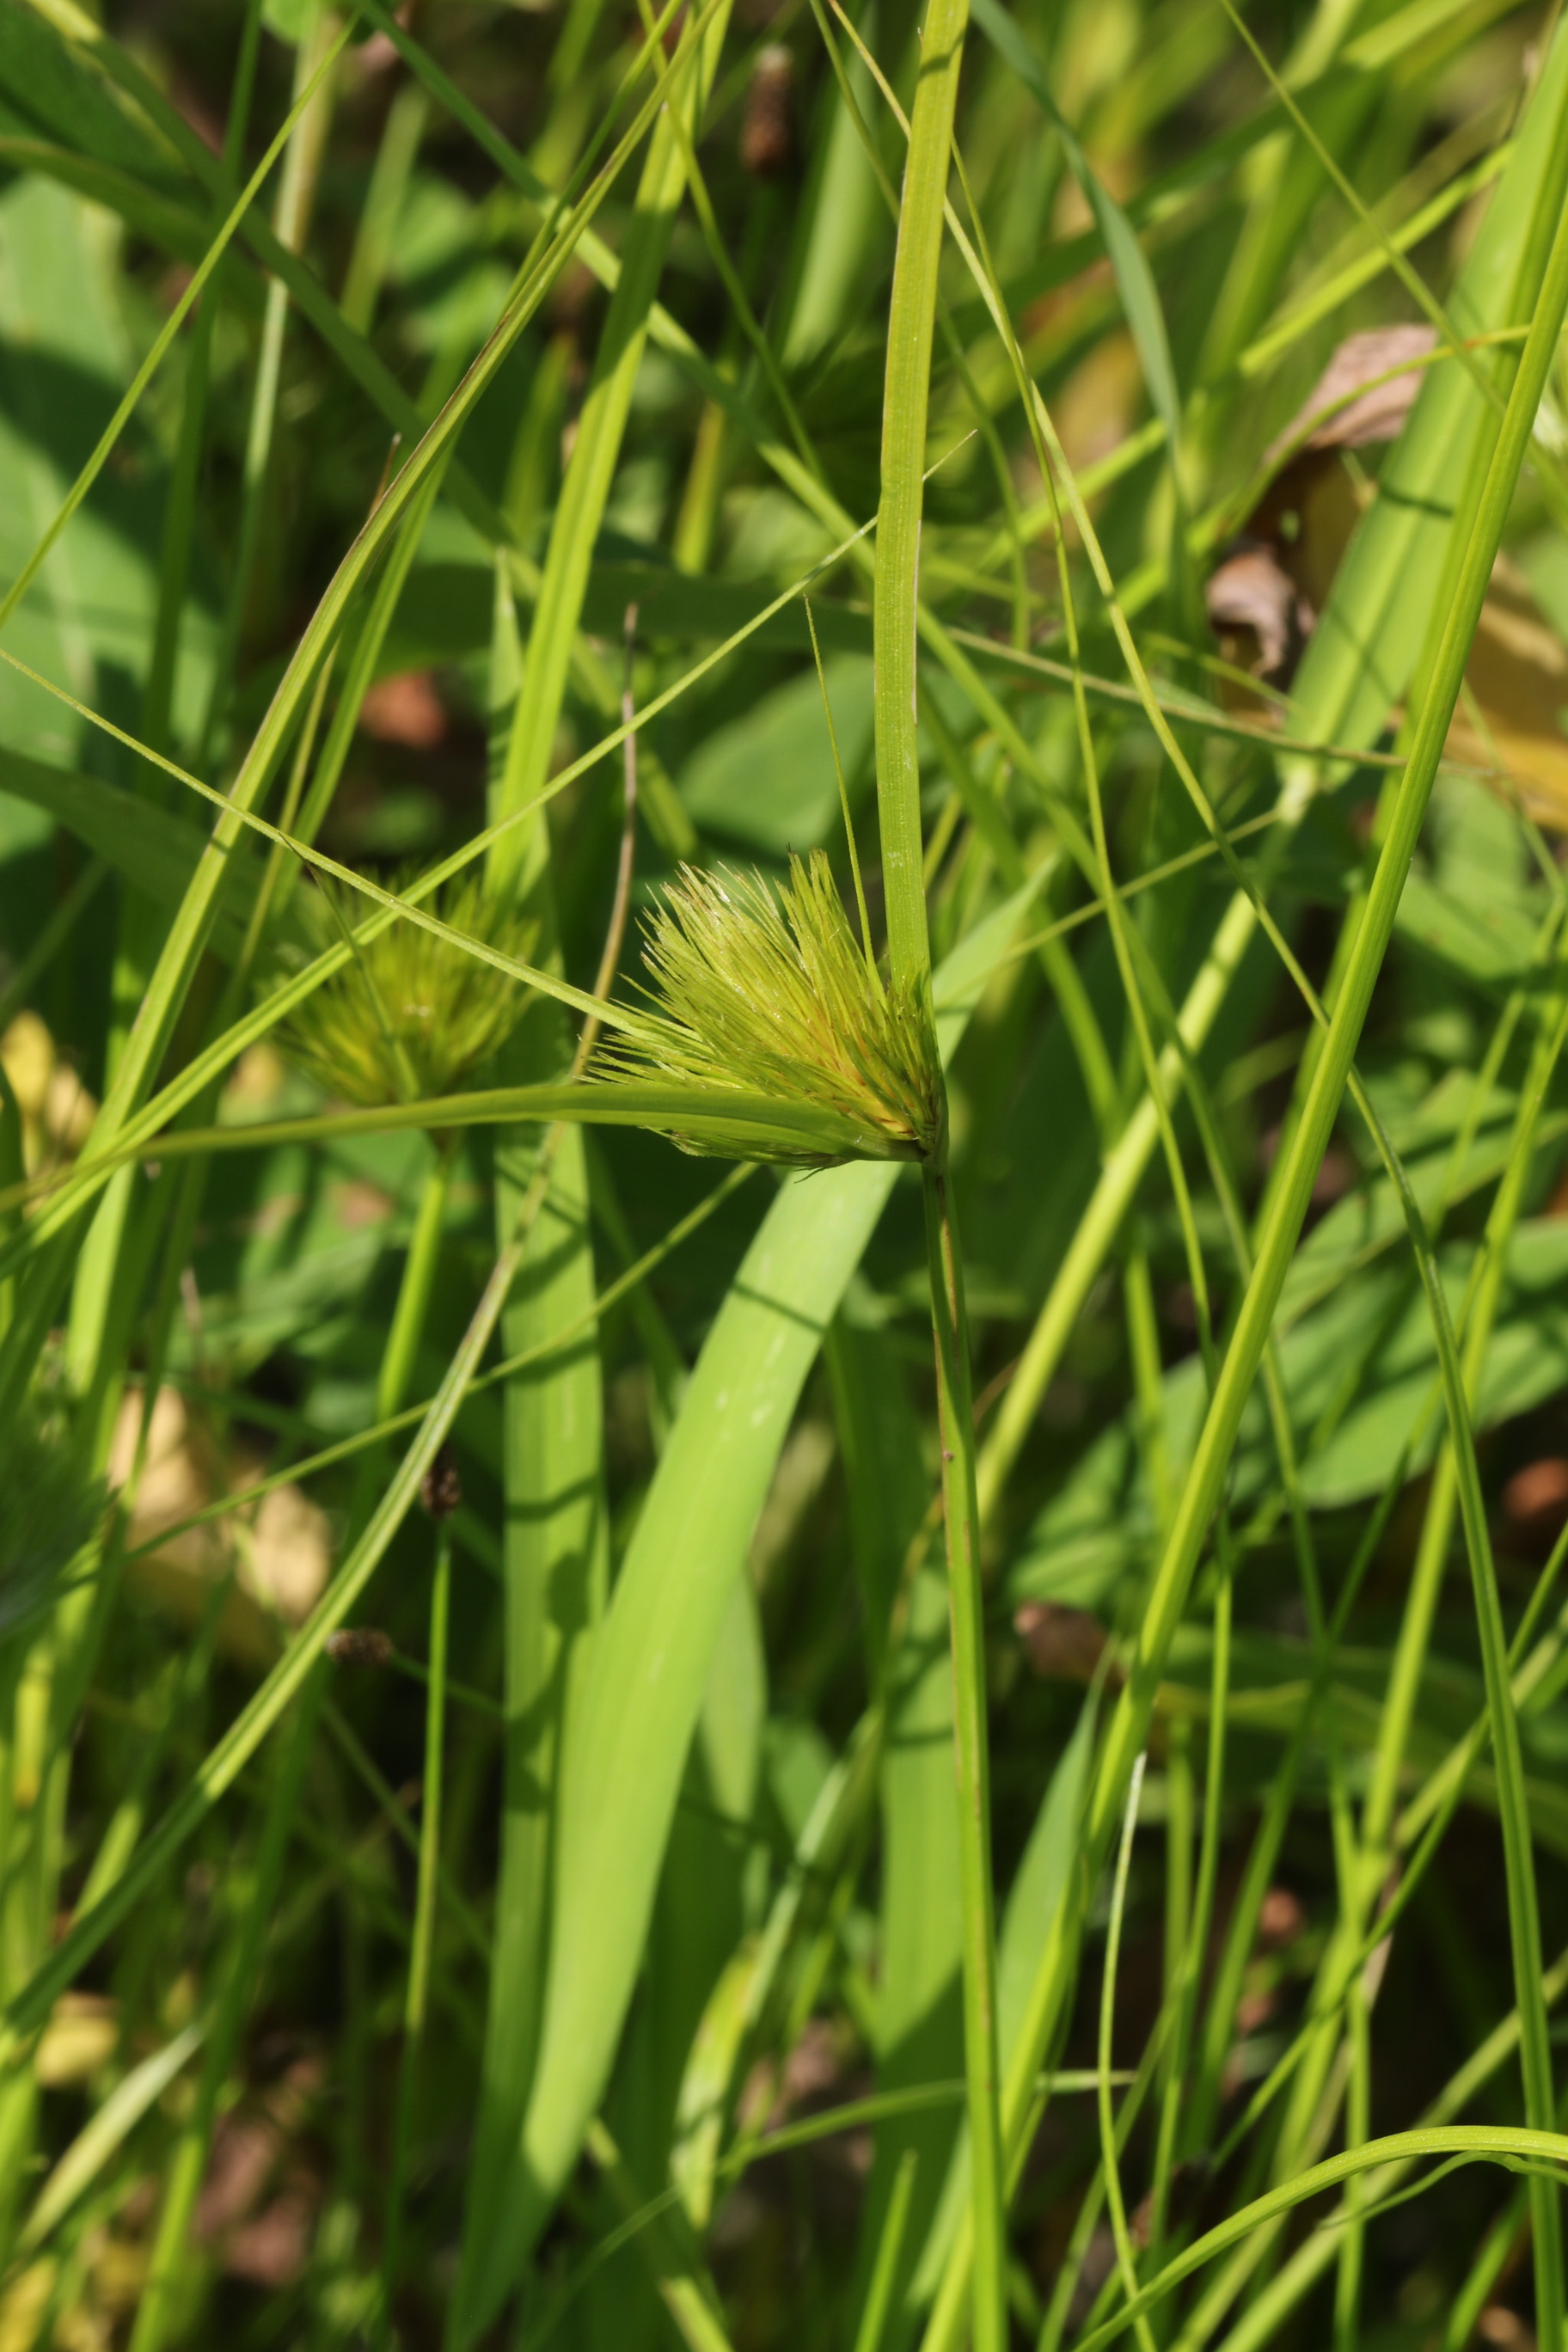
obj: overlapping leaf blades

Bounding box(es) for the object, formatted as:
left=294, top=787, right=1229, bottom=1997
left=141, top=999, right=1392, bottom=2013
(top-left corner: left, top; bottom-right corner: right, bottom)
left=0, top=1, right=1565, bottom=2349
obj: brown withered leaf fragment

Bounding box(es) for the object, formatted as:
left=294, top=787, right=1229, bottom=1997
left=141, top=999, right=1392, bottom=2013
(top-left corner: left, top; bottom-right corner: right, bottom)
left=742, top=45, right=793, bottom=178
left=324, top=1626, right=395, bottom=1669
left=1014, top=1600, right=1114, bottom=1684
left=1267, top=323, right=1436, bottom=462
left=1446, top=552, right=1568, bottom=826
left=1204, top=540, right=1312, bottom=679
left=1216, top=326, right=1568, bottom=828
left=1212, top=328, right=1435, bottom=695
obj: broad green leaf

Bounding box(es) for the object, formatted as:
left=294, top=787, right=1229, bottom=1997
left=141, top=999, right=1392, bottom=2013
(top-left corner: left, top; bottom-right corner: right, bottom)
left=477, top=883, right=1044, bottom=2302
left=462, top=16, right=741, bottom=2318
left=16, top=2020, right=205, bottom=2256
left=0, top=0, right=175, bottom=184
left=909, top=1702, right=1096, bottom=2307
left=511, top=1161, right=897, bottom=2283
left=462, top=557, right=611, bottom=2332
left=614, top=1672, right=763, bottom=2269
left=666, top=1576, right=767, bottom=2228
left=0, top=176, right=212, bottom=770
left=832, top=1311, right=962, bottom=2340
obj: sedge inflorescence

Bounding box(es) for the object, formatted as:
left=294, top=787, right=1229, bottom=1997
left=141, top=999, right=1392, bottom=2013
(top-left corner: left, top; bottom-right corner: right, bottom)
left=601, top=850, right=943, bottom=1166
left=275, top=869, right=538, bottom=1107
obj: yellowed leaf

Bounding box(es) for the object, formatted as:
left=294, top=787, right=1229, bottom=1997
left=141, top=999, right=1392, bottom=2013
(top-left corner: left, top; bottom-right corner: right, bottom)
left=34, top=1994, right=118, bottom=2090
left=0, top=1012, right=96, bottom=1173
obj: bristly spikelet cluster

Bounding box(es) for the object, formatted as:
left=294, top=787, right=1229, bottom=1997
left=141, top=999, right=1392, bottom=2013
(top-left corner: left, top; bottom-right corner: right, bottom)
left=274, top=870, right=538, bottom=1106
left=600, top=851, right=943, bottom=1166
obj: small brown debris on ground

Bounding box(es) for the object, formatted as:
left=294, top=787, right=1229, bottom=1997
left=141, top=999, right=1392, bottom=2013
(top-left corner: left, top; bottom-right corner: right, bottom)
left=324, top=1626, right=395, bottom=1669
left=742, top=46, right=794, bottom=177
left=421, top=1442, right=462, bottom=1522
left=1014, top=1601, right=1112, bottom=1684
left=1501, top=1457, right=1568, bottom=1554
left=358, top=671, right=447, bottom=749
left=1204, top=541, right=1311, bottom=679
left=1257, top=1886, right=1307, bottom=1949
left=1478, top=2310, right=1534, bottom=2352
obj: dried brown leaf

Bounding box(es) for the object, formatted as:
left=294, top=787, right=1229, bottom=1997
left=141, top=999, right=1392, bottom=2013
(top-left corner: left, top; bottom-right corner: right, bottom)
left=1267, top=323, right=1436, bottom=462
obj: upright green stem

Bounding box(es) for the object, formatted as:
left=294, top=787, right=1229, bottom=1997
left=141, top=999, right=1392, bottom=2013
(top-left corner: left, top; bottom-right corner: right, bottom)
left=1332, top=1975, right=1371, bottom=2352
left=1099, top=1755, right=1158, bottom=2352
left=1151, top=1571, right=1228, bottom=2245
left=341, top=1143, right=454, bottom=1542
left=379, top=1522, right=451, bottom=2347
left=873, top=0, right=997, bottom=2335
left=855, top=2147, right=920, bottom=2352
left=873, top=0, right=969, bottom=993
left=381, top=1147, right=456, bottom=1426
left=922, top=1165, right=1005, bottom=2352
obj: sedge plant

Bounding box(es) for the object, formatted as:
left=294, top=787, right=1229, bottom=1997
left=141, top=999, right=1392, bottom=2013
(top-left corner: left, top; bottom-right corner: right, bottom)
left=10, top=3, right=1568, bottom=2351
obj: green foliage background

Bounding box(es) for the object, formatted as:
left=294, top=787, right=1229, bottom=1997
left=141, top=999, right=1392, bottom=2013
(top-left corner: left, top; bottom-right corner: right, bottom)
left=2, top=0, right=1568, bottom=2347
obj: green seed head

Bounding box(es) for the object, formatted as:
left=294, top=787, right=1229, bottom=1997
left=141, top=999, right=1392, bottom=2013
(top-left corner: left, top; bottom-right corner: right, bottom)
left=598, top=851, right=942, bottom=1166
left=273, top=869, right=538, bottom=1106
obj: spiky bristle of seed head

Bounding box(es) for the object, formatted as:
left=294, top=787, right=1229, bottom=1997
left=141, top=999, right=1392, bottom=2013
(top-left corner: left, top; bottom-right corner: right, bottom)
left=594, top=850, right=943, bottom=1166
left=273, top=868, right=539, bottom=1106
